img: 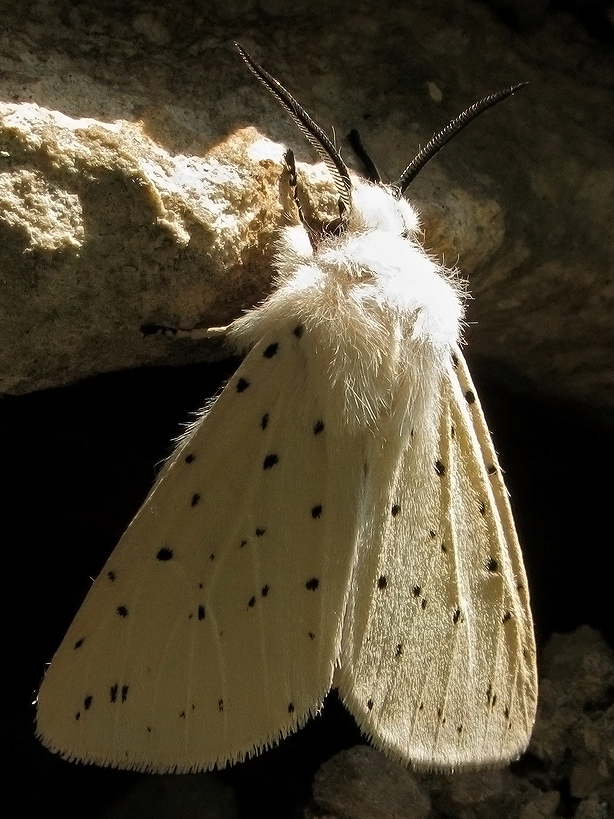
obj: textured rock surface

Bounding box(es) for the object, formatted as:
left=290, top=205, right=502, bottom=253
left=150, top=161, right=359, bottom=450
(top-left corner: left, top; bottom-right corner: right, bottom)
left=1, top=1, right=612, bottom=411
left=310, top=627, right=613, bottom=819
left=4, top=4, right=612, bottom=819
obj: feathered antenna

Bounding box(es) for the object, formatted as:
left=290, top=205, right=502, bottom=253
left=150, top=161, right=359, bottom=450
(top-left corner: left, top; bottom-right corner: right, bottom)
left=395, top=82, right=527, bottom=192
left=235, top=43, right=353, bottom=217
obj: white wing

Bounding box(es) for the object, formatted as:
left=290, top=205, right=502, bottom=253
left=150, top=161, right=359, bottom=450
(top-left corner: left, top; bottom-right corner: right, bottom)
left=36, top=324, right=367, bottom=772
left=337, top=348, right=537, bottom=770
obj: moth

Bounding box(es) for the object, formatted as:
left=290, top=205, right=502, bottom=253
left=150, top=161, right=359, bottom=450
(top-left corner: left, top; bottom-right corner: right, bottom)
left=36, top=44, right=537, bottom=772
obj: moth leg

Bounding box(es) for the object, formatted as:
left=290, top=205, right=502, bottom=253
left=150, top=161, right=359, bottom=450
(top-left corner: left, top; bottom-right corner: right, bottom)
left=141, top=323, right=229, bottom=340
left=285, top=148, right=325, bottom=250
left=284, top=149, right=310, bottom=229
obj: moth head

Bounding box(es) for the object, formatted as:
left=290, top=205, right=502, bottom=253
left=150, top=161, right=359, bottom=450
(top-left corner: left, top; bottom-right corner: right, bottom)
left=236, top=43, right=525, bottom=240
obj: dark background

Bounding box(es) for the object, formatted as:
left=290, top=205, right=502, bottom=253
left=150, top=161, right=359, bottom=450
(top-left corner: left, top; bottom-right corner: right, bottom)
left=2, top=0, right=612, bottom=816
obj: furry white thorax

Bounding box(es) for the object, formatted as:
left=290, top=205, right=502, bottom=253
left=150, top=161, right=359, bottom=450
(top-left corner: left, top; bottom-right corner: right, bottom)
left=230, top=179, right=464, bottom=439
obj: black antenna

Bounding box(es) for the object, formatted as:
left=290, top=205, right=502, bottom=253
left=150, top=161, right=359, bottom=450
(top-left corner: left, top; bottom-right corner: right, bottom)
left=395, top=82, right=527, bottom=193
left=235, top=43, right=352, bottom=215
left=347, top=129, right=381, bottom=184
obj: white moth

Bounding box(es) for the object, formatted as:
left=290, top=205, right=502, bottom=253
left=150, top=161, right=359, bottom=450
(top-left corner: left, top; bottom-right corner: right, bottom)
left=36, top=45, right=537, bottom=773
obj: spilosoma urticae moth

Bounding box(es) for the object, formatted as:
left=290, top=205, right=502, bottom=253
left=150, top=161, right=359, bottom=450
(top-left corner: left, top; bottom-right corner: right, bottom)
left=36, top=44, right=537, bottom=773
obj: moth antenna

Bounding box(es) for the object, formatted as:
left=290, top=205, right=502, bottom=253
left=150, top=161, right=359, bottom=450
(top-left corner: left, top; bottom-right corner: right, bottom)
left=235, top=43, right=353, bottom=217
left=395, top=82, right=527, bottom=193
left=347, top=129, right=382, bottom=184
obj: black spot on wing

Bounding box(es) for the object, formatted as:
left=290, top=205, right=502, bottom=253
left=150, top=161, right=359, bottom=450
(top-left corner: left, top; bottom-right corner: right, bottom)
left=198, top=605, right=206, bottom=620
left=184, top=453, right=196, bottom=464
left=305, top=578, right=319, bottom=591
left=74, top=638, right=84, bottom=650
left=412, top=587, right=427, bottom=608
left=313, top=420, right=324, bottom=434
left=263, top=342, right=279, bottom=358
left=311, top=504, right=322, bottom=518
left=157, top=547, right=173, bottom=561
left=83, top=695, right=92, bottom=711
left=263, top=453, right=279, bottom=469
left=236, top=377, right=250, bottom=393
left=293, top=324, right=304, bottom=338
left=377, top=576, right=387, bottom=590
left=191, top=493, right=201, bottom=507
left=117, top=605, right=128, bottom=618
left=107, top=571, right=116, bottom=581
left=261, top=413, right=269, bottom=430
left=391, top=503, right=401, bottom=517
